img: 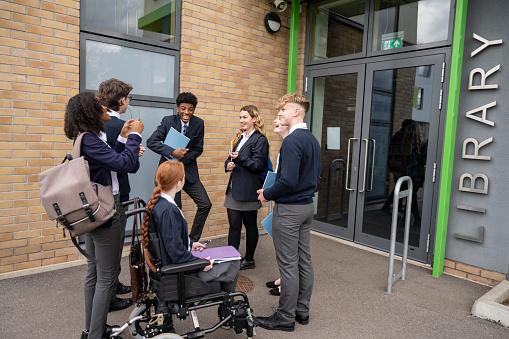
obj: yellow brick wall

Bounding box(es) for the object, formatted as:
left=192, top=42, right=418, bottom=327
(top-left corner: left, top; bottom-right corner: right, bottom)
left=178, top=0, right=306, bottom=237
left=444, top=259, right=506, bottom=286
left=0, top=0, right=307, bottom=274
left=0, top=0, right=80, bottom=274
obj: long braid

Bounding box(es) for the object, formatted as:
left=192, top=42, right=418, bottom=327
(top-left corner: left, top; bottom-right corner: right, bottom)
left=142, top=186, right=161, bottom=272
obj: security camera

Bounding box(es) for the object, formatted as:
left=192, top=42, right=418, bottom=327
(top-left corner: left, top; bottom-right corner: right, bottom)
left=271, top=0, right=287, bottom=12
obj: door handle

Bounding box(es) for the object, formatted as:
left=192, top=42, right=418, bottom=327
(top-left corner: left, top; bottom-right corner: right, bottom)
left=368, top=139, right=376, bottom=192
left=360, top=138, right=369, bottom=193
left=345, top=137, right=358, bottom=191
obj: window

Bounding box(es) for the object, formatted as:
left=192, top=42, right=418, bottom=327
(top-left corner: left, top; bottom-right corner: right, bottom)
left=372, top=0, right=452, bottom=52
left=309, top=0, right=367, bottom=61
left=83, top=0, right=178, bottom=46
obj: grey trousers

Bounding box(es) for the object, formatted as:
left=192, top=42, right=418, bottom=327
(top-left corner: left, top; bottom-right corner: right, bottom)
left=272, top=203, right=314, bottom=322
left=84, top=208, right=123, bottom=339
left=114, top=199, right=128, bottom=289
left=198, top=260, right=240, bottom=292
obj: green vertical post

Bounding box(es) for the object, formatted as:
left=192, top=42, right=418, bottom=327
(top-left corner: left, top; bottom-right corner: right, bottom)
left=287, top=0, right=300, bottom=93
left=432, top=0, right=469, bottom=278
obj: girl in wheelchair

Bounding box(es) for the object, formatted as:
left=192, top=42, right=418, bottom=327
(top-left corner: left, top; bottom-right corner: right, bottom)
left=143, top=160, right=240, bottom=291
left=114, top=160, right=255, bottom=338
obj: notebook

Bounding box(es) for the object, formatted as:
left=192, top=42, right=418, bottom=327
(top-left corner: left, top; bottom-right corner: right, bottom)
left=192, top=246, right=241, bottom=263
left=263, top=171, right=277, bottom=190
left=261, top=212, right=273, bottom=238
left=164, top=126, right=190, bottom=150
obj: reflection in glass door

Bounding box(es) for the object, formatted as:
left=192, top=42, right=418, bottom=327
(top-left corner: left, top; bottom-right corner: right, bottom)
left=355, top=56, right=443, bottom=261
left=309, top=66, right=364, bottom=240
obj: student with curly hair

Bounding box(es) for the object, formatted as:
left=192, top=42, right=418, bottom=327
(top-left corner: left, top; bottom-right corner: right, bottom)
left=64, top=92, right=144, bottom=339
left=224, top=105, right=269, bottom=270
left=142, top=160, right=239, bottom=293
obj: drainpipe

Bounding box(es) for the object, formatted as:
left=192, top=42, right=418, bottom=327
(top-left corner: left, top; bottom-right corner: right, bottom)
left=432, top=0, right=469, bottom=278
left=287, top=0, right=300, bottom=93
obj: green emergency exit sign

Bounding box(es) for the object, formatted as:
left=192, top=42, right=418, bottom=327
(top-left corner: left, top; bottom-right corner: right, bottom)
left=381, top=32, right=404, bottom=51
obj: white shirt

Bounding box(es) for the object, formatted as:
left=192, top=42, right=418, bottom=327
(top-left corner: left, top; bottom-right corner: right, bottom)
left=235, top=129, right=256, bottom=151
left=108, top=110, right=121, bottom=119
left=288, top=122, right=308, bottom=135
left=161, top=192, right=191, bottom=250
left=98, top=131, right=121, bottom=195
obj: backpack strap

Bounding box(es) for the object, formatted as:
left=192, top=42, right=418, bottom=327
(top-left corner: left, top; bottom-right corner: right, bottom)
left=70, top=132, right=88, bottom=159
left=71, top=236, right=92, bottom=259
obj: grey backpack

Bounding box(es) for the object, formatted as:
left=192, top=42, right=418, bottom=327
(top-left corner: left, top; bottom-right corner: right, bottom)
left=39, top=132, right=115, bottom=256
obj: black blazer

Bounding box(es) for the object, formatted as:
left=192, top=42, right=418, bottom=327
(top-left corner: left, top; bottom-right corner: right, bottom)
left=147, top=114, right=204, bottom=184
left=80, top=133, right=141, bottom=188
left=152, top=197, right=198, bottom=265
left=224, top=131, right=269, bottom=202
left=104, top=116, right=139, bottom=202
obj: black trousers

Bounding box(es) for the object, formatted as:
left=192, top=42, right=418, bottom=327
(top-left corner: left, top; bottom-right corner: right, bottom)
left=227, top=209, right=258, bottom=262
left=175, top=179, right=212, bottom=241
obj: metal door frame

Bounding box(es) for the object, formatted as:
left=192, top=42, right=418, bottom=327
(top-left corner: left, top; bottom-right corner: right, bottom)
left=306, top=64, right=366, bottom=241
left=354, top=54, right=445, bottom=262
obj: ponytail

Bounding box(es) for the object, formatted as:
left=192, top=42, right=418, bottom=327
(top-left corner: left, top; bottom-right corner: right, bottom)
left=142, top=185, right=161, bottom=272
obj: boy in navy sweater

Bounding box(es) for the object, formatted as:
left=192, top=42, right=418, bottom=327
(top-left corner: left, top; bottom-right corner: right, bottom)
left=256, top=93, right=320, bottom=332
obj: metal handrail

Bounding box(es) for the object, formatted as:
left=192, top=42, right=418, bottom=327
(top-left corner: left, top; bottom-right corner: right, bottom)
left=386, top=176, right=413, bottom=294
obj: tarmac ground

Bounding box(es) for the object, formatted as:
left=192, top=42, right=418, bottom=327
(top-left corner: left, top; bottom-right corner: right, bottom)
left=1, top=233, right=507, bottom=339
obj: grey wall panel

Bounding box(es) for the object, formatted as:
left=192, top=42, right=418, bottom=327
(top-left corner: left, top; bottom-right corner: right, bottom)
left=446, top=0, right=509, bottom=273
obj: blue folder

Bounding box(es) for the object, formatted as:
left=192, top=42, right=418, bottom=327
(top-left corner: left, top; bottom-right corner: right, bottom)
left=263, top=171, right=277, bottom=189
left=261, top=212, right=273, bottom=238
left=164, top=127, right=190, bottom=150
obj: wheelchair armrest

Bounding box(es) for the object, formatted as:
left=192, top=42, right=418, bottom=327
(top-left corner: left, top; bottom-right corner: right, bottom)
left=125, top=207, right=147, bottom=218
left=160, top=259, right=209, bottom=275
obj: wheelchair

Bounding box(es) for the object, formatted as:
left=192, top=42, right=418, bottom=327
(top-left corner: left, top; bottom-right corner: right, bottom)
left=111, top=198, right=256, bottom=339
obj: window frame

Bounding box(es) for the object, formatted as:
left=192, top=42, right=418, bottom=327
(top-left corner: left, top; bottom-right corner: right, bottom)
left=80, top=0, right=182, bottom=50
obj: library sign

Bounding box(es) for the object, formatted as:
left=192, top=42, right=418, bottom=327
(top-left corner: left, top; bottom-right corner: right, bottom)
left=448, top=0, right=509, bottom=274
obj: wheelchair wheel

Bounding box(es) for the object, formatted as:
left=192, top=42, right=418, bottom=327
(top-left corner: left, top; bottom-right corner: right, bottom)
left=151, top=334, right=183, bottom=339
left=128, top=305, right=147, bottom=339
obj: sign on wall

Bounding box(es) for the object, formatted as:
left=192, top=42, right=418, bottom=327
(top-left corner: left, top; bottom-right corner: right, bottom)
left=447, top=0, right=509, bottom=274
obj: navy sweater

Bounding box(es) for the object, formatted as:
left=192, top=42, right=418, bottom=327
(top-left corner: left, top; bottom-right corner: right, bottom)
left=264, top=129, right=320, bottom=204
left=152, top=198, right=199, bottom=265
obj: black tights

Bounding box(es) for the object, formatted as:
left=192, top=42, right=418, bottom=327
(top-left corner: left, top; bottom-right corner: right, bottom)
left=227, top=209, right=258, bottom=261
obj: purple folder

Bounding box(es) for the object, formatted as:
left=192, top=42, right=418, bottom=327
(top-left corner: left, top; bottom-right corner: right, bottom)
left=192, top=245, right=241, bottom=262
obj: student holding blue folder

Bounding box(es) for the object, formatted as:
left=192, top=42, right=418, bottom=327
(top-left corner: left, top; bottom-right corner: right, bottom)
left=224, top=105, right=269, bottom=270
left=147, top=92, right=212, bottom=242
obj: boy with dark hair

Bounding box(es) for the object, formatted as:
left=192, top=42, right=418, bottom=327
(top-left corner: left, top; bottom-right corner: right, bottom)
left=147, top=92, right=212, bottom=241
left=98, top=78, right=145, bottom=312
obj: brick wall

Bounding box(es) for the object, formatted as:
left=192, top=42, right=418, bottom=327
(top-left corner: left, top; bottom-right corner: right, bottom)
left=444, top=258, right=506, bottom=286
left=0, top=0, right=80, bottom=274
left=0, top=0, right=307, bottom=274
left=178, top=0, right=306, bottom=237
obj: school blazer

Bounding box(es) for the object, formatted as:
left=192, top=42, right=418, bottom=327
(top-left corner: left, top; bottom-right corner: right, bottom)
left=147, top=114, right=204, bottom=184
left=224, top=131, right=269, bottom=202
left=104, top=116, right=139, bottom=202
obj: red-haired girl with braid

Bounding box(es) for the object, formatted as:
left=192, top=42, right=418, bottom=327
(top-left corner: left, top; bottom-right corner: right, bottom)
left=142, top=160, right=239, bottom=292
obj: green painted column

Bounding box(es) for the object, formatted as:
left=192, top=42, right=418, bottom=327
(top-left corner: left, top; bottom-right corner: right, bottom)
left=432, top=0, right=469, bottom=278
left=287, top=0, right=300, bottom=93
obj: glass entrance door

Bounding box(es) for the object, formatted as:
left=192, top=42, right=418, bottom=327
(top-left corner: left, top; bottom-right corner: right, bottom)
left=355, top=55, right=444, bottom=261
left=309, top=65, right=365, bottom=240
left=308, top=55, right=444, bottom=262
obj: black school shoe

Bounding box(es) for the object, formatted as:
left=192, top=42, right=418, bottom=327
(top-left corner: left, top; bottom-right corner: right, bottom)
left=295, top=313, right=309, bottom=325
left=240, top=258, right=255, bottom=270
left=254, top=312, right=295, bottom=332
left=269, top=287, right=280, bottom=296
left=109, top=297, right=132, bottom=312
left=116, top=282, right=131, bottom=295
left=265, top=280, right=280, bottom=289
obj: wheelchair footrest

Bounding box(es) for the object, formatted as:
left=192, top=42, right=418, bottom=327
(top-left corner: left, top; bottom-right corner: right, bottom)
left=186, top=330, right=206, bottom=339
